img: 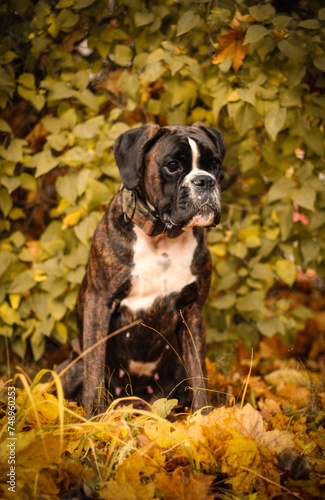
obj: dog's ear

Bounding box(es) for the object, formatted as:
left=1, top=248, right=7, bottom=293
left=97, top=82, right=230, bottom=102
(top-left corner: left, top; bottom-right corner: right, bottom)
left=114, top=125, right=164, bottom=190
left=192, top=122, right=226, bottom=159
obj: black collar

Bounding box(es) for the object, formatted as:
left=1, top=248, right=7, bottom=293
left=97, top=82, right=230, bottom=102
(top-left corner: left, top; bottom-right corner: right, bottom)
left=121, top=185, right=184, bottom=239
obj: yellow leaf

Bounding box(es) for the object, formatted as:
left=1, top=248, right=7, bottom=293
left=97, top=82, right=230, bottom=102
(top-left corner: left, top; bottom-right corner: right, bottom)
left=9, top=294, right=21, bottom=310
left=210, top=243, right=227, bottom=257
left=0, top=431, right=66, bottom=497
left=33, top=269, right=48, bottom=282
left=99, top=480, right=137, bottom=500
left=144, top=420, right=173, bottom=448
left=57, top=198, right=70, bottom=212
left=111, top=450, right=157, bottom=500
left=0, top=302, right=22, bottom=326
left=264, top=368, right=311, bottom=388
left=62, top=209, right=83, bottom=229
left=275, top=258, right=297, bottom=287
left=230, top=404, right=295, bottom=453
left=221, top=431, right=281, bottom=497
left=153, top=447, right=166, bottom=467
left=16, top=384, right=60, bottom=426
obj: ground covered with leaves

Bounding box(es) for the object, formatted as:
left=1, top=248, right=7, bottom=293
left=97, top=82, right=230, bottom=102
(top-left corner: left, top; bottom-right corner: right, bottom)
left=1, top=0, right=325, bottom=498
left=1, top=330, right=325, bottom=500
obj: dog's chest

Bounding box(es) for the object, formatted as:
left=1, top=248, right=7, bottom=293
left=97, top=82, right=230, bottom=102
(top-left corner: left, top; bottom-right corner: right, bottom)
left=121, top=227, right=197, bottom=312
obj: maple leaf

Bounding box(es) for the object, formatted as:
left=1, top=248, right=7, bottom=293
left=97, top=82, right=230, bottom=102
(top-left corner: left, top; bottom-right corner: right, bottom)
left=100, top=446, right=157, bottom=500
left=231, top=403, right=295, bottom=453
left=221, top=431, right=282, bottom=497
left=99, top=480, right=137, bottom=500
left=212, top=9, right=253, bottom=71
left=212, top=29, right=249, bottom=72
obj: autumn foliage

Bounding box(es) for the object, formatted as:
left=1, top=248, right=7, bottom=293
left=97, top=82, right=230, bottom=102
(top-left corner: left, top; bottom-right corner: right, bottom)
left=1, top=361, right=325, bottom=499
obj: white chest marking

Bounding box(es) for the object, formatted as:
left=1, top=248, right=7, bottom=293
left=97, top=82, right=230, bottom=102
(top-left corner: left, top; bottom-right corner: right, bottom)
left=121, top=227, right=197, bottom=312
left=129, top=358, right=161, bottom=377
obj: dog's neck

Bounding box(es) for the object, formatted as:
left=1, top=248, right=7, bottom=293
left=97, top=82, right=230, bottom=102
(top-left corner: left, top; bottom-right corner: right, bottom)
left=121, top=185, right=184, bottom=239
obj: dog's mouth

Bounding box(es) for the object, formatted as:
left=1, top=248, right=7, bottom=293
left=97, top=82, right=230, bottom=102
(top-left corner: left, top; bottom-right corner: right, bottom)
left=182, top=203, right=218, bottom=230
left=162, top=202, right=220, bottom=231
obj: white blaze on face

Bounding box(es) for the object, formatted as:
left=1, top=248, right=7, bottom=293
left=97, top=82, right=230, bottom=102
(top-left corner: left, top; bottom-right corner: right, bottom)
left=185, top=137, right=215, bottom=184
left=188, top=137, right=200, bottom=171
left=181, top=136, right=221, bottom=231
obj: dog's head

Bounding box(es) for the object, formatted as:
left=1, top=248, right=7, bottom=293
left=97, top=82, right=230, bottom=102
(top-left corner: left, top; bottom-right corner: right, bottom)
left=114, top=123, right=226, bottom=232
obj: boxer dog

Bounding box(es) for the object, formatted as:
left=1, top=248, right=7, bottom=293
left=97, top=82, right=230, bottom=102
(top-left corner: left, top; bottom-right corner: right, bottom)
left=58, top=122, right=226, bottom=414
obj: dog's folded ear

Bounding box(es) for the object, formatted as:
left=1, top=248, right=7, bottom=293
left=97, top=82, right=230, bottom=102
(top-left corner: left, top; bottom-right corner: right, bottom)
left=192, top=122, right=226, bottom=160
left=114, top=125, right=165, bottom=190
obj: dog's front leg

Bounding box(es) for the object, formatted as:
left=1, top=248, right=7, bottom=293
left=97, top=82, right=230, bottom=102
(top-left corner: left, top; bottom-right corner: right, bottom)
left=177, top=307, right=208, bottom=413
left=82, top=290, right=112, bottom=415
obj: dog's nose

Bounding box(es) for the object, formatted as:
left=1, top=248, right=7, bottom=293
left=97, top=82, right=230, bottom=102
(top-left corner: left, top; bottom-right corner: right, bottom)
left=192, top=175, right=216, bottom=190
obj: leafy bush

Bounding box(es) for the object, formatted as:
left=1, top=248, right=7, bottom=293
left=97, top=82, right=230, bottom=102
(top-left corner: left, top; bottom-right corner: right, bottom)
left=0, top=0, right=324, bottom=363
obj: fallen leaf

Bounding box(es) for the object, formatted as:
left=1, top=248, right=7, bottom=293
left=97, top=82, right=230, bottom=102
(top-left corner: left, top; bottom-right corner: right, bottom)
left=264, top=368, right=312, bottom=388
left=99, top=480, right=137, bottom=500
left=0, top=431, right=66, bottom=497
left=154, top=468, right=214, bottom=500
left=16, top=385, right=60, bottom=426
left=221, top=430, right=281, bottom=497
left=101, top=447, right=157, bottom=500
left=276, top=385, right=310, bottom=409
left=258, top=397, right=282, bottom=418
left=278, top=448, right=311, bottom=479
left=144, top=420, right=173, bottom=448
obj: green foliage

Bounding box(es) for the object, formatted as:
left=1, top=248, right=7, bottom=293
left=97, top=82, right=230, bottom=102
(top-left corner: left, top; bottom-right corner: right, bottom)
left=0, top=0, right=324, bottom=362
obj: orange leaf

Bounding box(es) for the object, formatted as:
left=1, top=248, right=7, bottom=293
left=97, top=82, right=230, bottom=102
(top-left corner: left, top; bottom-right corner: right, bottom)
left=25, top=121, right=49, bottom=153
left=320, top=393, right=325, bottom=409
left=96, top=68, right=124, bottom=94
left=99, top=480, right=137, bottom=500
left=154, top=469, right=215, bottom=500
left=230, top=8, right=254, bottom=29
left=212, top=29, right=249, bottom=72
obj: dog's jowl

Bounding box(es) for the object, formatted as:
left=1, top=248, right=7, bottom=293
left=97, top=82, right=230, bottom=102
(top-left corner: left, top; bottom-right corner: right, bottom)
left=57, top=122, right=226, bottom=414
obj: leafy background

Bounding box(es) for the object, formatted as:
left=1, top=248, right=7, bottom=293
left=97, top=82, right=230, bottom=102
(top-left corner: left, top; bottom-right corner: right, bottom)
left=0, top=0, right=324, bottom=373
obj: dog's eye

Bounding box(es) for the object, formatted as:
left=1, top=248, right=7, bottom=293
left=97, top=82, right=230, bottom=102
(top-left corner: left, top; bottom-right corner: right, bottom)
left=212, top=159, right=220, bottom=169
left=165, top=161, right=181, bottom=173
